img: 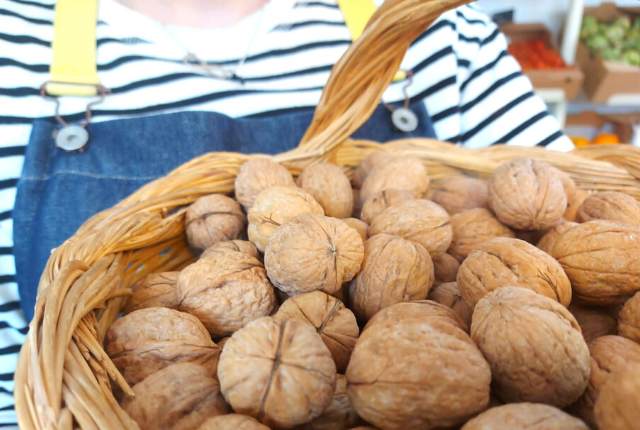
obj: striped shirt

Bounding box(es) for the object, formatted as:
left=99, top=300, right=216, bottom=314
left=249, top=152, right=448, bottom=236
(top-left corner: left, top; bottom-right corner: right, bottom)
left=0, top=0, right=572, bottom=425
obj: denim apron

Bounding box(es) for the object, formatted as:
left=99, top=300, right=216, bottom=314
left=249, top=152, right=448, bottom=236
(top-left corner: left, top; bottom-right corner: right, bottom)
left=13, top=103, right=436, bottom=320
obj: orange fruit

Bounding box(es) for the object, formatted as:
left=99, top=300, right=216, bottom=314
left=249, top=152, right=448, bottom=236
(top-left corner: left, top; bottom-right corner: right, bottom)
left=570, top=137, right=590, bottom=147
left=592, top=134, right=620, bottom=145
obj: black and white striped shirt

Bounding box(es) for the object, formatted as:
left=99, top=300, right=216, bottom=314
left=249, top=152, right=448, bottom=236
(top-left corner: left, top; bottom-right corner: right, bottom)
left=0, top=0, right=572, bottom=425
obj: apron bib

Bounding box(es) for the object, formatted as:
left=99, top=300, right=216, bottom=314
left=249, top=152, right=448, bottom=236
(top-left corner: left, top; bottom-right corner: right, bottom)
left=14, top=103, right=436, bottom=320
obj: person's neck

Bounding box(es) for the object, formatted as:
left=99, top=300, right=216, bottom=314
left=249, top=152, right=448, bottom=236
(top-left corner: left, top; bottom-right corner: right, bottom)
left=115, top=0, right=269, bottom=28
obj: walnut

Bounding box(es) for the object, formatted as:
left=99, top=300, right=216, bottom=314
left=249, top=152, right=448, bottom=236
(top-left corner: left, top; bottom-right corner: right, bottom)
left=471, top=287, right=590, bottom=407
left=359, top=156, right=430, bottom=204
left=235, top=158, right=295, bottom=209
left=594, top=362, right=640, bottom=430
left=433, top=253, right=459, bottom=286
left=448, top=208, right=515, bottom=262
left=177, top=251, right=276, bottom=337
left=185, top=194, right=247, bottom=251
left=461, top=403, right=589, bottom=430
left=347, top=319, right=491, bottom=429
left=427, top=282, right=474, bottom=328
left=123, top=272, right=180, bottom=315
left=549, top=220, right=640, bottom=304
left=248, top=186, right=324, bottom=252
left=218, top=317, right=336, bottom=429
left=576, top=191, right=640, bottom=225
left=569, top=304, right=617, bottom=344
left=574, top=335, right=640, bottom=427
left=122, top=363, right=230, bottom=430
left=275, top=291, right=359, bottom=372
left=360, top=189, right=414, bottom=224
left=513, top=228, right=548, bottom=246
left=369, top=199, right=451, bottom=258
left=363, top=300, right=467, bottom=332
left=555, top=169, right=588, bottom=222
left=458, top=237, right=571, bottom=307
left=341, top=218, right=368, bottom=243
left=429, top=177, right=489, bottom=215
left=292, top=375, right=359, bottom=430
left=105, top=308, right=219, bottom=386
left=217, top=337, right=230, bottom=349
left=351, top=188, right=362, bottom=218
left=537, top=221, right=577, bottom=254
left=488, top=158, right=567, bottom=230
left=264, top=213, right=364, bottom=296
left=352, top=151, right=395, bottom=189
left=619, top=291, right=640, bottom=344
left=348, top=234, right=434, bottom=321
left=297, top=162, right=353, bottom=219
left=197, top=415, right=269, bottom=430
left=201, top=240, right=260, bottom=260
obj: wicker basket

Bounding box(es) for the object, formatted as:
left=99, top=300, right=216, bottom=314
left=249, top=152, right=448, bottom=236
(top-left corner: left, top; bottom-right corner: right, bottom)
left=14, top=0, right=640, bottom=429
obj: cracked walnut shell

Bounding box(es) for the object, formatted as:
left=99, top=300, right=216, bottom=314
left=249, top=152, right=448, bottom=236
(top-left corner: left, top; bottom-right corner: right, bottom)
left=457, top=237, right=571, bottom=307
left=297, top=162, right=353, bottom=219
left=594, top=362, right=640, bottom=430
left=576, top=191, right=640, bottom=225
left=360, top=189, right=414, bottom=225
left=201, top=240, right=260, bottom=260
left=122, top=363, right=230, bottom=430
left=359, top=156, right=430, bottom=204
left=348, top=234, right=434, bottom=321
left=363, top=300, right=467, bottom=332
left=123, top=272, right=180, bottom=315
left=265, top=213, right=364, bottom=296
left=248, top=186, right=324, bottom=252
left=197, top=415, right=269, bottom=430
left=619, top=291, right=640, bottom=344
left=347, top=318, right=491, bottom=430
left=471, top=287, right=590, bottom=407
left=186, top=194, right=246, bottom=251
left=235, top=158, right=295, bottom=209
left=177, top=251, right=276, bottom=337
left=488, top=158, right=567, bottom=230
left=369, top=199, right=452, bottom=258
left=293, top=374, right=359, bottom=430
left=218, top=317, right=336, bottom=429
left=433, top=253, right=459, bottom=286
left=461, top=403, right=588, bottom=430
left=105, top=308, right=219, bottom=386
left=275, top=291, right=359, bottom=372
left=429, top=176, right=489, bottom=216
left=427, top=282, right=473, bottom=328
left=448, top=208, right=515, bottom=262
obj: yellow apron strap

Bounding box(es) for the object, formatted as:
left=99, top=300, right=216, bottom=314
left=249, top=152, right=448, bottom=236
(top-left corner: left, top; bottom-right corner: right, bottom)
left=338, top=0, right=406, bottom=81
left=45, top=0, right=100, bottom=96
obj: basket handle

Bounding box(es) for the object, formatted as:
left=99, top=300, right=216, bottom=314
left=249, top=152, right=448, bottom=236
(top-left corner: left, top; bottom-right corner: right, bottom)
left=296, top=0, right=474, bottom=157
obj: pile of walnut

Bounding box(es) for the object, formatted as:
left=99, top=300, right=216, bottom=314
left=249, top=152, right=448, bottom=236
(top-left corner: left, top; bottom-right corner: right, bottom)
left=106, top=154, right=640, bottom=430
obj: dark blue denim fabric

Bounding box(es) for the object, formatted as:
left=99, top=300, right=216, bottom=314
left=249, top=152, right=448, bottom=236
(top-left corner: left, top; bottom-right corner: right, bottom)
left=14, top=102, right=436, bottom=320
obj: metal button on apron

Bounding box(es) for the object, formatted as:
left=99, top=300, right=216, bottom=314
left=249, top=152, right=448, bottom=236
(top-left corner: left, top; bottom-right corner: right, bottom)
left=391, top=107, right=419, bottom=133
left=55, top=125, right=89, bottom=152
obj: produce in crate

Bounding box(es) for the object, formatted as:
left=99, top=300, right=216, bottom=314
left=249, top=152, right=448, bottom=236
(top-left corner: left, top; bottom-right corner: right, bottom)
left=508, top=39, right=569, bottom=70
left=581, top=15, right=640, bottom=65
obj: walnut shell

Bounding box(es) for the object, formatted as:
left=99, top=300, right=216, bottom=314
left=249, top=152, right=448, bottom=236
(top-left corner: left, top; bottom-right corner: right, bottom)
left=186, top=194, right=247, bottom=251
left=218, top=317, right=336, bottom=429
left=122, top=363, right=230, bottom=430
left=447, top=208, right=515, bottom=262
left=197, top=415, right=269, bottom=430
left=575, top=335, right=640, bottom=427
left=619, top=291, right=640, bottom=344
left=363, top=300, right=467, bottom=332
left=352, top=189, right=362, bottom=218
left=537, top=221, right=578, bottom=254
left=556, top=170, right=588, bottom=222
left=594, top=362, right=640, bottom=430
left=248, top=186, right=324, bottom=252
left=458, top=237, right=572, bottom=307
left=341, top=218, right=368, bottom=243
left=348, top=234, right=434, bottom=321
left=488, top=158, right=567, bottom=230
left=293, top=374, right=359, bottom=430
left=297, top=162, right=353, bottom=219
left=265, top=214, right=364, bottom=296
left=360, top=156, right=430, bottom=204
left=576, top=191, right=640, bottom=225
left=369, top=199, right=452, bottom=258
left=201, top=240, right=260, bottom=260
left=177, top=251, right=277, bottom=337
left=235, top=158, right=295, bottom=209
left=105, top=308, right=219, bottom=386
left=217, top=337, right=230, bottom=349
left=123, top=272, right=180, bottom=315
left=433, top=253, right=460, bottom=286
left=461, top=403, right=588, bottom=430
left=429, top=177, right=489, bottom=215
left=275, top=291, right=359, bottom=372
left=471, top=287, right=590, bottom=407
left=569, top=304, right=617, bottom=344
left=347, top=319, right=491, bottom=430
left=549, top=220, right=640, bottom=304
left=427, top=282, right=474, bottom=328
left=352, top=151, right=395, bottom=189
left=360, top=189, right=414, bottom=225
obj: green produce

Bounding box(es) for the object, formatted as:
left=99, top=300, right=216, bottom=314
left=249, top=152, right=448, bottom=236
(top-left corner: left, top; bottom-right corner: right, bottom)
left=587, top=35, right=609, bottom=51
left=581, top=14, right=640, bottom=66
left=623, top=50, right=640, bottom=66
left=601, top=48, right=622, bottom=61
